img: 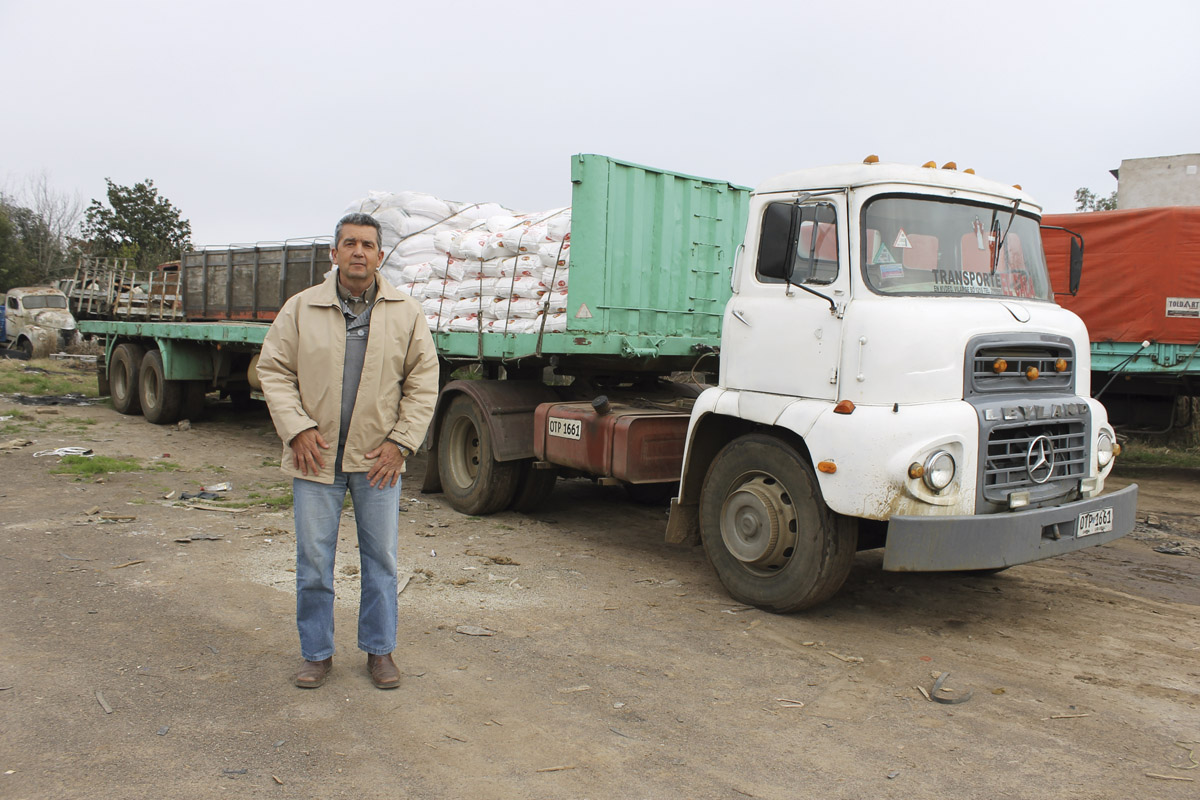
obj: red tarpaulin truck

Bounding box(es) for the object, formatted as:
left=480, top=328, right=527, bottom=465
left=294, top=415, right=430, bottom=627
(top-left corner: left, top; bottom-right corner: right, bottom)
left=1044, top=206, right=1200, bottom=430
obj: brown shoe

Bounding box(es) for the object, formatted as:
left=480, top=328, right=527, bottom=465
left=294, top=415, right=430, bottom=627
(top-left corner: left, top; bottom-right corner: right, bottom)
left=294, top=657, right=332, bottom=689
left=367, top=653, right=401, bottom=689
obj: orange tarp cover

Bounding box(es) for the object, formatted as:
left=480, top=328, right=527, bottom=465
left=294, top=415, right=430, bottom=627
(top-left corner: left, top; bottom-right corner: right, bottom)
left=1043, top=206, right=1200, bottom=345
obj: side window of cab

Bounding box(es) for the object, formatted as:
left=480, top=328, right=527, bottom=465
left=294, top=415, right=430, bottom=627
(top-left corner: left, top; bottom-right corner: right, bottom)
left=755, top=202, right=838, bottom=285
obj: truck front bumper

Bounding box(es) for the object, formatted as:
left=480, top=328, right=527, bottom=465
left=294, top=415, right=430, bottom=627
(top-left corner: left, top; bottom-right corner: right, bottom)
left=882, top=484, right=1138, bottom=572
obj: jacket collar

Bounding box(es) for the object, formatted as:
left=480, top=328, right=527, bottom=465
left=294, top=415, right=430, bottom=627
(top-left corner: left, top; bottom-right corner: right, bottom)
left=307, top=269, right=404, bottom=308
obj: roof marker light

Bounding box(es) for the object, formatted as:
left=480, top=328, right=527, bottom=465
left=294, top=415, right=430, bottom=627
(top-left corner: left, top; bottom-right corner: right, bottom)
left=922, top=161, right=937, bottom=168
left=834, top=400, right=856, bottom=415
left=942, top=162, right=957, bottom=170
left=863, top=155, right=880, bottom=164
left=964, top=168, right=975, bottom=174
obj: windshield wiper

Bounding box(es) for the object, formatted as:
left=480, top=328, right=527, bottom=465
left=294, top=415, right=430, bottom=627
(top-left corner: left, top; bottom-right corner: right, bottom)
left=991, top=199, right=1021, bottom=273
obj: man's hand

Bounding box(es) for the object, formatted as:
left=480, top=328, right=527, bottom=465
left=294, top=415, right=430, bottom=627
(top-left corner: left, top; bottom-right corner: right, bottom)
left=365, top=440, right=406, bottom=489
left=290, top=427, right=329, bottom=476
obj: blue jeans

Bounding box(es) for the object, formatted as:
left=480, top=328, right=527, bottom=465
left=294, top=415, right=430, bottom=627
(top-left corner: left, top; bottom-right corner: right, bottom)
left=293, top=463, right=400, bottom=661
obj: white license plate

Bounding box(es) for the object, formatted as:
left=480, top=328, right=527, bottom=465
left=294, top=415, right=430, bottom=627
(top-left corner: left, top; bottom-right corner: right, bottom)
left=1076, top=507, right=1114, bottom=537
left=547, top=416, right=582, bottom=440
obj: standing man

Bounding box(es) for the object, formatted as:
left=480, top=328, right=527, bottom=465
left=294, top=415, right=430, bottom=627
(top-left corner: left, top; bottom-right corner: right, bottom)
left=258, top=212, right=439, bottom=689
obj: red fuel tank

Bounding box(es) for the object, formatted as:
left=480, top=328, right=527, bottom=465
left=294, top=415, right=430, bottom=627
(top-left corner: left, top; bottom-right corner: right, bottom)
left=533, top=401, right=689, bottom=483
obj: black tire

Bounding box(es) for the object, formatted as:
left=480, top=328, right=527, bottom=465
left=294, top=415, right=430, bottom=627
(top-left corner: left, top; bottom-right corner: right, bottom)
left=510, top=461, right=558, bottom=512
left=17, top=338, right=34, bottom=360
left=700, top=434, right=856, bottom=613
left=437, top=394, right=519, bottom=515
left=109, top=342, right=146, bottom=415
left=139, top=349, right=183, bottom=424
left=181, top=381, right=207, bottom=421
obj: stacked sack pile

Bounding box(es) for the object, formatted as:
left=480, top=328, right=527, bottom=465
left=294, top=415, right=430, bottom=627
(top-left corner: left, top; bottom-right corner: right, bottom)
left=342, top=191, right=571, bottom=334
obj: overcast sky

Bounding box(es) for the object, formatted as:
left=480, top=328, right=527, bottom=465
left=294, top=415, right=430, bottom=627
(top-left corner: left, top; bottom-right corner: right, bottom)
left=2, top=0, right=1197, bottom=246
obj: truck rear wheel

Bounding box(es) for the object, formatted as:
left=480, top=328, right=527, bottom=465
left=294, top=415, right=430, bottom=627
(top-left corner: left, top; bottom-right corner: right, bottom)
left=699, top=434, right=856, bottom=613
left=139, top=349, right=183, bottom=424
left=437, top=394, right=519, bottom=514
left=109, top=342, right=146, bottom=415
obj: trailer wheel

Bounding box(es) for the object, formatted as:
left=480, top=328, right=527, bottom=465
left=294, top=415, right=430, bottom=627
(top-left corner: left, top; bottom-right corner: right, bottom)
left=138, top=349, right=183, bottom=424
left=437, top=394, right=519, bottom=514
left=510, top=461, right=558, bottom=512
left=17, top=337, right=34, bottom=360
left=109, top=342, right=146, bottom=415
left=699, top=434, right=856, bottom=613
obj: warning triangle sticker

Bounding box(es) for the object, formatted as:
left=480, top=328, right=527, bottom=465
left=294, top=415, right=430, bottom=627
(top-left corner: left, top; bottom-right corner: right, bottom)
left=893, top=229, right=912, bottom=249
left=873, top=238, right=896, bottom=264
left=574, top=303, right=593, bottom=319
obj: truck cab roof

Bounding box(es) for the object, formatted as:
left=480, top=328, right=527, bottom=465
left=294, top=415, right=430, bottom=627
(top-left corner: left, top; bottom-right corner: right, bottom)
left=755, top=161, right=1041, bottom=211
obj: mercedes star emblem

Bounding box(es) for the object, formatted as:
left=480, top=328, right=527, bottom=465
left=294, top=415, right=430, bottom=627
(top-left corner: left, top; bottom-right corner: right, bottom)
left=1026, top=434, right=1055, bottom=484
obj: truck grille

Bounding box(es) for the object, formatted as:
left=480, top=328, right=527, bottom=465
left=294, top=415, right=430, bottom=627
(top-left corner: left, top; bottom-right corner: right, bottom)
left=982, top=420, right=1087, bottom=504
left=966, top=335, right=1074, bottom=395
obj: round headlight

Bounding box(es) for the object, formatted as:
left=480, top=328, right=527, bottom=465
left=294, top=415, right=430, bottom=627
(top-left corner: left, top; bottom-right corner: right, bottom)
left=1097, top=431, right=1115, bottom=468
left=922, top=450, right=956, bottom=492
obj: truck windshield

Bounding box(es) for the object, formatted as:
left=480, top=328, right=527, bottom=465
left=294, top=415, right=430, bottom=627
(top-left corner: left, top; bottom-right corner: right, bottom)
left=22, top=295, right=69, bottom=310
left=861, top=196, right=1052, bottom=301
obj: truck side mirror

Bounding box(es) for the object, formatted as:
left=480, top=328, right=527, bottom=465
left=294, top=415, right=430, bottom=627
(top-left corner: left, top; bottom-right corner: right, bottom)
left=756, top=202, right=796, bottom=281
left=1068, top=237, right=1083, bottom=296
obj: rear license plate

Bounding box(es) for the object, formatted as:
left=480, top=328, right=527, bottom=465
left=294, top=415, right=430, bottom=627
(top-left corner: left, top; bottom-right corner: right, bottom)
left=1076, top=507, right=1113, bottom=537
left=547, top=416, right=581, bottom=440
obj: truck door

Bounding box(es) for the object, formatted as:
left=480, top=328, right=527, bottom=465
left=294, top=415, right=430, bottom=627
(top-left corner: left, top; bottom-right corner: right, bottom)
left=723, top=198, right=848, bottom=400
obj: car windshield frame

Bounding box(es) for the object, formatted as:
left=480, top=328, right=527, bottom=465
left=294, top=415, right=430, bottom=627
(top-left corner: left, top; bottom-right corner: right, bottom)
left=860, top=194, right=1053, bottom=302
left=22, top=294, right=69, bottom=310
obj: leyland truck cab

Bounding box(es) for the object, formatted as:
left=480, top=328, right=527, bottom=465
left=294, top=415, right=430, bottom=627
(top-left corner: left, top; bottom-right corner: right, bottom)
left=1, top=287, right=80, bottom=359
left=670, top=158, right=1138, bottom=612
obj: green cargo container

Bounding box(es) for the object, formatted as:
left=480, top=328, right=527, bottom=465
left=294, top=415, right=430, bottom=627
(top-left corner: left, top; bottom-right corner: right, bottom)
left=433, top=154, right=751, bottom=368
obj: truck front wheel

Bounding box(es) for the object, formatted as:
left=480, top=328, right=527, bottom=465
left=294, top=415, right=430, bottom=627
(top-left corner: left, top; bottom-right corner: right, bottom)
left=138, top=349, right=183, bottom=424
left=437, top=394, right=519, bottom=514
left=109, top=343, right=146, bottom=415
left=699, top=434, right=856, bottom=613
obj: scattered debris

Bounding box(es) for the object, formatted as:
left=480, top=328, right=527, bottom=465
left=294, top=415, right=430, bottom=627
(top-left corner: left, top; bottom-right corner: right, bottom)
left=1145, top=773, right=1194, bottom=782
left=917, top=685, right=932, bottom=701
left=930, top=672, right=973, bottom=704
left=33, top=446, right=93, bottom=458
left=85, top=506, right=101, bottom=515
left=95, top=691, right=112, bottom=714
left=535, top=765, right=576, bottom=773
left=157, top=726, right=169, bottom=736
left=174, top=534, right=222, bottom=543
left=179, top=491, right=222, bottom=501
left=1173, top=741, right=1199, bottom=770
left=558, top=685, right=591, bottom=693
left=455, top=625, right=497, bottom=637
left=483, top=554, right=519, bottom=566
left=177, top=420, right=191, bottom=431
left=12, top=393, right=96, bottom=406
left=887, top=770, right=901, bottom=779
left=222, top=769, right=247, bottom=776
left=0, top=439, right=33, bottom=451
left=100, top=514, right=136, bottom=522
left=1047, top=713, right=1090, bottom=719
left=163, top=490, right=175, bottom=499
left=1153, top=543, right=1192, bottom=556
left=826, top=651, right=864, bottom=664
left=609, top=727, right=636, bottom=739
left=186, top=504, right=251, bottom=514
left=60, top=553, right=91, bottom=561
left=775, top=698, right=805, bottom=709
left=272, top=775, right=284, bottom=785
left=112, top=560, right=145, bottom=569
left=203, top=482, right=232, bottom=492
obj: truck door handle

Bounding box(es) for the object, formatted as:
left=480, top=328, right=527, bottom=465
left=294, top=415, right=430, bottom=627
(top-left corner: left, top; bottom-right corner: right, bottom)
left=731, top=309, right=749, bottom=326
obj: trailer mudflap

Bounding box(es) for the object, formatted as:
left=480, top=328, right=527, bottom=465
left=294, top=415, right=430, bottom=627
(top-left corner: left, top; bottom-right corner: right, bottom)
left=882, top=483, right=1138, bottom=572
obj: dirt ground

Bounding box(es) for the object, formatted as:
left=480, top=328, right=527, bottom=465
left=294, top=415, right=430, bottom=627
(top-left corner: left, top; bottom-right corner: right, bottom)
left=1, top=393, right=1197, bottom=800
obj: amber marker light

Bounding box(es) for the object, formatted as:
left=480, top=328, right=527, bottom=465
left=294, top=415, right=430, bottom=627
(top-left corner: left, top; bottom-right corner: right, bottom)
left=1113, top=442, right=1122, bottom=457
left=908, top=463, right=925, bottom=479
left=818, top=461, right=837, bottom=474
left=834, top=400, right=856, bottom=414
left=1055, top=358, right=1068, bottom=372
left=1026, top=366, right=1039, bottom=381
left=963, top=168, right=975, bottom=174
left=942, top=162, right=957, bottom=170
left=992, top=358, right=1007, bottom=374
left=1013, top=184, right=1023, bottom=190
left=922, top=161, right=937, bottom=168
left=863, top=154, right=880, bottom=164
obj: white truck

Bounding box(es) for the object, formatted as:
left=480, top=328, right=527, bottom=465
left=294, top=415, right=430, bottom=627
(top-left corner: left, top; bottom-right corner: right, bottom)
left=661, top=157, right=1136, bottom=611
left=1, top=286, right=81, bottom=359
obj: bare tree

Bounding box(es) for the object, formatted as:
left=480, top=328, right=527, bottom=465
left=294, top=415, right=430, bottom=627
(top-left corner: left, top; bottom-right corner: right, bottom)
left=24, top=170, right=84, bottom=278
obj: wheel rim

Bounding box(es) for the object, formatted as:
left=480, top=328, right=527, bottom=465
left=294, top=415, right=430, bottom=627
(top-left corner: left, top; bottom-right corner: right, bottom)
left=445, top=414, right=481, bottom=489
left=720, top=475, right=798, bottom=574
left=113, top=361, right=129, bottom=398
left=144, top=367, right=160, bottom=408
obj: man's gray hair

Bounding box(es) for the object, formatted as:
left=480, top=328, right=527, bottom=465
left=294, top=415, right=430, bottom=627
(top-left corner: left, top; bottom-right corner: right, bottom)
left=334, top=212, right=383, bottom=248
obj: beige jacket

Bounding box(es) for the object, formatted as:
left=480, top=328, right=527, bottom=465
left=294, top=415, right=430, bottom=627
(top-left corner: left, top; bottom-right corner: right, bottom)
left=257, top=270, right=439, bottom=484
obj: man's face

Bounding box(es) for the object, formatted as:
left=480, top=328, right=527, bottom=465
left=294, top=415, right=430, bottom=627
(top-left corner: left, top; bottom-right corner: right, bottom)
left=332, top=223, right=384, bottom=286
